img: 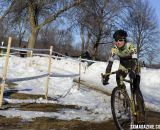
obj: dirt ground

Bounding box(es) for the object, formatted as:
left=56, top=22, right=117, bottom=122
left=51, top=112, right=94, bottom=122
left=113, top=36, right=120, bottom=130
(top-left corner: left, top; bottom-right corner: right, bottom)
left=0, top=107, right=160, bottom=130
left=0, top=89, right=160, bottom=130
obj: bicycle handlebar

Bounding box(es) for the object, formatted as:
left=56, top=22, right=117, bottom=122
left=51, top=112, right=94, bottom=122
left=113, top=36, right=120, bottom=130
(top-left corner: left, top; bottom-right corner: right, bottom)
left=102, top=70, right=133, bottom=84
left=102, top=71, right=117, bottom=76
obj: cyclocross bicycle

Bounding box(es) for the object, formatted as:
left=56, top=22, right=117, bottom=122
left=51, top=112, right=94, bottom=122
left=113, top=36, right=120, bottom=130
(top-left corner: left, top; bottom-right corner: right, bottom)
left=102, top=70, right=146, bottom=130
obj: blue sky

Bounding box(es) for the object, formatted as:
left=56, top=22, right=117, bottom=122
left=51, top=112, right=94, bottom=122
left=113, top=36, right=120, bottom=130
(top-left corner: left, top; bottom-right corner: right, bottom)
left=149, top=0, right=160, bottom=27
left=74, top=0, right=160, bottom=42
left=149, top=0, right=160, bottom=62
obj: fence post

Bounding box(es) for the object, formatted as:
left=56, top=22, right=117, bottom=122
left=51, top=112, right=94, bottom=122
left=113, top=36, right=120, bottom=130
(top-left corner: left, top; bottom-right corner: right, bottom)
left=30, top=50, right=33, bottom=57
left=0, top=37, right=12, bottom=107
left=45, top=46, right=53, bottom=99
left=29, top=50, right=33, bottom=66
left=78, top=56, right=81, bottom=89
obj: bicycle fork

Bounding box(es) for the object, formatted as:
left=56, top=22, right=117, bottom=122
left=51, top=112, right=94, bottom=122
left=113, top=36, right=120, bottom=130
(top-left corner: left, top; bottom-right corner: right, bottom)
left=129, top=79, right=138, bottom=122
left=130, top=91, right=142, bottom=124
left=130, top=93, right=136, bottom=116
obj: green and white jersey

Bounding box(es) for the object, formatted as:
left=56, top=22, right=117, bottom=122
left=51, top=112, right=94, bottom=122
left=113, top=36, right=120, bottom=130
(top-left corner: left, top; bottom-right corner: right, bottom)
left=108, top=42, right=140, bottom=72
left=105, top=42, right=140, bottom=77
left=109, top=42, right=137, bottom=61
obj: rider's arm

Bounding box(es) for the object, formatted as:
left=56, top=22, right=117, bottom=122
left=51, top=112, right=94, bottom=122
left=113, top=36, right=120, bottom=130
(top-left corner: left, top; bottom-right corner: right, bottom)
left=128, top=43, right=139, bottom=72
left=105, top=47, right=118, bottom=74
left=105, top=62, right=112, bottom=74
left=128, top=43, right=137, bottom=59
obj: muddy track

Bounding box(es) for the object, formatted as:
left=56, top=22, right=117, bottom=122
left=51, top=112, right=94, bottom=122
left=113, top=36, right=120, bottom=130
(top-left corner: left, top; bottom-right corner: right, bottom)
left=0, top=107, right=159, bottom=130
left=0, top=85, right=159, bottom=130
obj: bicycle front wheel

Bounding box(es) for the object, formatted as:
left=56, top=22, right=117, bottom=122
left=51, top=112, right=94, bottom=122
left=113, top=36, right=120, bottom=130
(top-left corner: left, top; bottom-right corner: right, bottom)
left=111, top=87, right=133, bottom=130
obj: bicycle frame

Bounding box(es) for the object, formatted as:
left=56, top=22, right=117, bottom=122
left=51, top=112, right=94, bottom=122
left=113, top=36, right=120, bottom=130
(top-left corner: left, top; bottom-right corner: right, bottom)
left=104, top=70, right=139, bottom=121
left=127, top=79, right=137, bottom=119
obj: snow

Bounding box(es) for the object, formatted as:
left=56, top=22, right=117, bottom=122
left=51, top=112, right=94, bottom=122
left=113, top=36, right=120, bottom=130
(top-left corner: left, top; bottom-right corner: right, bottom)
left=0, top=55, right=160, bottom=122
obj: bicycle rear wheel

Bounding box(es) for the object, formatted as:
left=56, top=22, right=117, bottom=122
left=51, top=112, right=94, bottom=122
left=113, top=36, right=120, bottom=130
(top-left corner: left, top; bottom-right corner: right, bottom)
left=111, top=87, right=133, bottom=130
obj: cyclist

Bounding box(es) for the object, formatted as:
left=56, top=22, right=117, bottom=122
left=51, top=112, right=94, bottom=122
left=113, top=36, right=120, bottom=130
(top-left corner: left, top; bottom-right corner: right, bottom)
left=102, top=29, right=143, bottom=99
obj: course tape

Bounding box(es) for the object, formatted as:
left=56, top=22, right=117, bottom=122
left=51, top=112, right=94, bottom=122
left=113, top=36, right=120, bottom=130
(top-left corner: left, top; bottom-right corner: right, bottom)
left=50, top=73, right=79, bottom=77
left=33, top=52, right=102, bottom=64
left=0, top=46, right=49, bottom=52
left=5, top=73, right=49, bottom=83
left=0, top=46, right=104, bottom=63
left=5, top=73, right=79, bottom=83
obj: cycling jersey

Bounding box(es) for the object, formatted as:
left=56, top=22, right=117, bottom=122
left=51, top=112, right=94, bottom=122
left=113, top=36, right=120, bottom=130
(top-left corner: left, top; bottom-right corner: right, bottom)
left=106, top=42, right=140, bottom=74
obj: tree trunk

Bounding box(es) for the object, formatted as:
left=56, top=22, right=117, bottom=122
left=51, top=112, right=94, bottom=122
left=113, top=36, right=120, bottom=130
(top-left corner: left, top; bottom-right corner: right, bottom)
left=93, top=46, right=98, bottom=60
left=93, top=35, right=101, bottom=60
left=18, top=37, right=22, bottom=47
left=85, top=31, right=91, bottom=50
left=28, top=29, right=39, bottom=49
left=80, top=26, right=85, bottom=52
left=92, top=17, right=103, bottom=60
left=136, top=34, right=141, bottom=58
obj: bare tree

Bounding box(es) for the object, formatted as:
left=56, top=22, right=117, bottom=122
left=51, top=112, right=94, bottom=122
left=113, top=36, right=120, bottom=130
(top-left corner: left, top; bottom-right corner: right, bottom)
left=69, top=0, right=133, bottom=59
left=0, top=19, right=9, bottom=43
left=146, top=50, right=157, bottom=66
left=121, top=0, right=159, bottom=59
left=0, top=0, right=28, bottom=47
left=38, top=24, right=74, bottom=55
left=0, top=0, right=82, bottom=49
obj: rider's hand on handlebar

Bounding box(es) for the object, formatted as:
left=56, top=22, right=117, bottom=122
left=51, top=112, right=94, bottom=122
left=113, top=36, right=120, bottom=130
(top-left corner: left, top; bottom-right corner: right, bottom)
left=101, top=74, right=109, bottom=85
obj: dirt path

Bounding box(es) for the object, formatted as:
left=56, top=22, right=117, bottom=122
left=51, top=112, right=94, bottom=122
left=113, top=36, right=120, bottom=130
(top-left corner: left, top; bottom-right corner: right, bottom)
left=0, top=86, right=159, bottom=130
left=0, top=103, right=159, bottom=130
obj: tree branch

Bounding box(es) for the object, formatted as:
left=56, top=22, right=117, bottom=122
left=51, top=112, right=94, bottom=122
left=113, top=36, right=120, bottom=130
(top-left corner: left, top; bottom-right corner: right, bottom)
left=37, top=0, right=81, bottom=30
left=0, top=0, right=16, bottom=20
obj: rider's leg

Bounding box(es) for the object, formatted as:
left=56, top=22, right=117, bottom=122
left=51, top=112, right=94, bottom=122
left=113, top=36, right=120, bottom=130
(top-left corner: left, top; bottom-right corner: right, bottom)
left=116, top=70, right=129, bottom=116
left=133, top=75, right=141, bottom=95
left=116, top=69, right=127, bottom=89
left=133, top=75, right=145, bottom=123
left=133, top=61, right=144, bottom=105
left=133, top=75, right=144, bottom=106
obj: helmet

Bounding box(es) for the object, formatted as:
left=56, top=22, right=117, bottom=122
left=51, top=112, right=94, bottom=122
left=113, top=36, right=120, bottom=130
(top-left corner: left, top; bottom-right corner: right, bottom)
left=113, top=30, right=127, bottom=40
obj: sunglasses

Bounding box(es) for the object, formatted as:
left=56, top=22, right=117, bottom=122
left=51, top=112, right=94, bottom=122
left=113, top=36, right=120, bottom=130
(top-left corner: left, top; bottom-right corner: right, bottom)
left=115, top=39, right=125, bottom=42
